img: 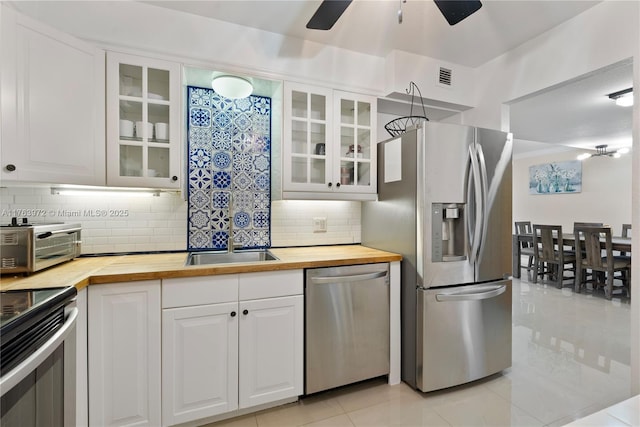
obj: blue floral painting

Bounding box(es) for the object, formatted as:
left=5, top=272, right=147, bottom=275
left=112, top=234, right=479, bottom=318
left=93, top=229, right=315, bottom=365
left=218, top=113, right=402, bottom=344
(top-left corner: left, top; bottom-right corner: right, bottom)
left=529, top=160, right=581, bottom=194
left=187, top=86, right=271, bottom=250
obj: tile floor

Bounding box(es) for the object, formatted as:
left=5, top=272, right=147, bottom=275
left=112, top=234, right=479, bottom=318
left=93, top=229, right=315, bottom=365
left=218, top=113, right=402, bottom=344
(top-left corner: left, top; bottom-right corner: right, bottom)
left=206, top=277, right=633, bottom=427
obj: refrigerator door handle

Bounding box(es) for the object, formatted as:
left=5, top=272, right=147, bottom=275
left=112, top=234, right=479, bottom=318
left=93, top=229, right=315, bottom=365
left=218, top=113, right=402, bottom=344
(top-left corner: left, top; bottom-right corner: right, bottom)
left=467, top=144, right=483, bottom=263
left=435, top=284, right=507, bottom=302
left=475, top=142, right=489, bottom=257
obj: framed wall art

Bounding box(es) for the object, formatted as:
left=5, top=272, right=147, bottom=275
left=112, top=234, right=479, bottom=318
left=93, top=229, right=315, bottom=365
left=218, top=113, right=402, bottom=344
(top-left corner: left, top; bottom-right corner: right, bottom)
left=529, top=160, right=582, bottom=194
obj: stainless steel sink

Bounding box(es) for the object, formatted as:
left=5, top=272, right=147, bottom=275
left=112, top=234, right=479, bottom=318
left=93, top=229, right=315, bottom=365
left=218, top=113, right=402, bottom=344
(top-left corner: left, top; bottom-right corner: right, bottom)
left=185, top=250, right=279, bottom=266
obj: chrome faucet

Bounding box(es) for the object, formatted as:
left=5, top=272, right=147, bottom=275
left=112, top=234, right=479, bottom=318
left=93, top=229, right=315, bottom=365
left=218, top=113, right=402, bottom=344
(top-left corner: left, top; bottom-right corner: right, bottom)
left=227, top=193, right=241, bottom=253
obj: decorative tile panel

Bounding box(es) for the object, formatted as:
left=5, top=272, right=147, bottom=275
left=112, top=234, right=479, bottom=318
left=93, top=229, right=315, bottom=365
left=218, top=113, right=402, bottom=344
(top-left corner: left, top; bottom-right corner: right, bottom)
left=187, top=86, right=271, bottom=250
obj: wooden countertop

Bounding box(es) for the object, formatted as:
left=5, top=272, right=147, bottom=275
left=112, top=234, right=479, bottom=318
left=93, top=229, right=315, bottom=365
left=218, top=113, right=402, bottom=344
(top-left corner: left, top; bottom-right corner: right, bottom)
left=0, top=245, right=402, bottom=291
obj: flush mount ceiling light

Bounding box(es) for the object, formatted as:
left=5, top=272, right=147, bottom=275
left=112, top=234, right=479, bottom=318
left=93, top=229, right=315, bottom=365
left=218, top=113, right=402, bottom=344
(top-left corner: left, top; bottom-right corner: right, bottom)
left=576, top=144, right=630, bottom=160
left=608, top=87, right=633, bottom=107
left=211, top=75, right=253, bottom=99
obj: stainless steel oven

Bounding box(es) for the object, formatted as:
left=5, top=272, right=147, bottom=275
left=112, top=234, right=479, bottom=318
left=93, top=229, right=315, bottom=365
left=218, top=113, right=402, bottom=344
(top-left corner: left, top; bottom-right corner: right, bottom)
left=0, top=286, right=77, bottom=426
left=0, top=220, right=81, bottom=274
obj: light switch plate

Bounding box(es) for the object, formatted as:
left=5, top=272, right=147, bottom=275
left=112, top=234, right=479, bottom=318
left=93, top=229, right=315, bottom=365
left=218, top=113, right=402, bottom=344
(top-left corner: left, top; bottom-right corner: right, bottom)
left=313, top=217, right=327, bottom=233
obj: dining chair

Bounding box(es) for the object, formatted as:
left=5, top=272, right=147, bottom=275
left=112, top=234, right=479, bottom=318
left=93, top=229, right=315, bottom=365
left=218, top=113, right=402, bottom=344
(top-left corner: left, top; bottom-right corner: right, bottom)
left=532, top=224, right=576, bottom=289
left=615, top=223, right=632, bottom=291
left=515, top=221, right=535, bottom=279
left=574, top=226, right=631, bottom=300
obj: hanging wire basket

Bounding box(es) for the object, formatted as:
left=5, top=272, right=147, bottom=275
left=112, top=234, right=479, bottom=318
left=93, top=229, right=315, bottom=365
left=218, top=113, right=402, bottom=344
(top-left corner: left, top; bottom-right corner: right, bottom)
left=384, top=81, right=429, bottom=137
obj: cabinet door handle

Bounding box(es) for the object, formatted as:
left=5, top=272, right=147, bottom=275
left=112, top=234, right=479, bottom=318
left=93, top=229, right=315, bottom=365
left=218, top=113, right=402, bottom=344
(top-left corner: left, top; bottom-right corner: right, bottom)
left=242, top=309, right=249, bottom=315
left=171, top=176, right=178, bottom=182
left=5, top=164, right=16, bottom=172
left=230, top=311, right=236, bottom=317
left=327, top=182, right=332, bottom=188
left=336, top=182, right=341, bottom=188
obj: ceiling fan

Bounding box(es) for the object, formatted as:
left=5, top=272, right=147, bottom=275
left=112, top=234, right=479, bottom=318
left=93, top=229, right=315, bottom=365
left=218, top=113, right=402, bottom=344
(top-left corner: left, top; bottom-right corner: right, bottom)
left=306, top=0, right=483, bottom=30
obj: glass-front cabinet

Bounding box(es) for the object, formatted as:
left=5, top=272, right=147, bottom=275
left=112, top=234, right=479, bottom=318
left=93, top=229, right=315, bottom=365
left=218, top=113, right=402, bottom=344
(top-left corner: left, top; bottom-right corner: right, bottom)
left=283, top=83, right=333, bottom=194
left=283, top=82, right=376, bottom=200
left=334, top=91, right=375, bottom=195
left=106, top=52, right=181, bottom=188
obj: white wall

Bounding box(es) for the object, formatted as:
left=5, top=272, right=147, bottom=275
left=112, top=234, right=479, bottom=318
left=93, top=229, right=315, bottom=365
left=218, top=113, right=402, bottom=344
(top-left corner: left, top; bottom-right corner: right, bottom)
left=468, top=1, right=639, bottom=130
left=513, top=147, right=632, bottom=233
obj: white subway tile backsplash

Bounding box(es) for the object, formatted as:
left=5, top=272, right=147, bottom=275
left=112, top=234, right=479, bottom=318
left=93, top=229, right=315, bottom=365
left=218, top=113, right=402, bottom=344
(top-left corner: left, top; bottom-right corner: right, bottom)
left=1, top=187, right=362, bottom=253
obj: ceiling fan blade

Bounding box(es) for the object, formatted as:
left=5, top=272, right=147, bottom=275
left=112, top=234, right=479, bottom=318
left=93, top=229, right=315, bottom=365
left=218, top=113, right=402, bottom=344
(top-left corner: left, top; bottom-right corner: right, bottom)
left=433, top=0, right=482, bottom=26
left=306, top=0, right=353, bottom=30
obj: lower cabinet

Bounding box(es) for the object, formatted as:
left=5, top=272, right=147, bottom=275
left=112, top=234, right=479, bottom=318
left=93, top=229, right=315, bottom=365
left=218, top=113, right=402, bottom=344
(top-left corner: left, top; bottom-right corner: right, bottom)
left=238, top=295, right=303, bottom=409
left=88, top=280, right=162, bottom=427
left=162, top=302, right=239, bottom=425
left=161, top=270, right=303, bottom=427
left=87, top=272, right=303, bottom=427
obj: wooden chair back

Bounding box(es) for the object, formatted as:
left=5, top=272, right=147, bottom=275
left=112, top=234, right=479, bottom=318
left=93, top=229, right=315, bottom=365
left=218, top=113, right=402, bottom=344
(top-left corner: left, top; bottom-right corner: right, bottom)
left=576, top=227, right=612, bottom=272
left=573, top=222, right=603, bottom=233
left=622, top=223, right=631, bottom=238
left=532, top=224, right=564, bottom=263
left=515, top=221, right=533, bottom=249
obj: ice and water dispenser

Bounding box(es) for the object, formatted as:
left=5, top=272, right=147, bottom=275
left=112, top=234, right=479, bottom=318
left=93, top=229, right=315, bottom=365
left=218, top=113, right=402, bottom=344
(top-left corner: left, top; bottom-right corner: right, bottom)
left=431, top=203, right=467, bottom=262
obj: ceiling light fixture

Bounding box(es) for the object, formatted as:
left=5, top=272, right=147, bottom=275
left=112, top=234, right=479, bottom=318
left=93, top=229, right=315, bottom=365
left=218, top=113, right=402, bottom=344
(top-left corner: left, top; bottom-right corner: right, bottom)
left=576, top=144, right=630, bottom=160
left=608, top=87, right=633, bottom=107
left=211, top=75, right=253, bottom=99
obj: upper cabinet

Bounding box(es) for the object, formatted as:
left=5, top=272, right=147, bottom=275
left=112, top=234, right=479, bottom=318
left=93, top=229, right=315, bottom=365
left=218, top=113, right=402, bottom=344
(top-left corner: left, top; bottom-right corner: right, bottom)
left=283, top=82, right=377, bottom=200
left=0, top=6, right=105, bottom=185
left=106, top=51, right=181, bottom=189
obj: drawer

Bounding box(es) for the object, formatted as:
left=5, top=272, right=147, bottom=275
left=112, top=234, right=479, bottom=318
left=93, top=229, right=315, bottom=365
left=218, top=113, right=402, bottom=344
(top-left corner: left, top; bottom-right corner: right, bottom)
left=162, top=275, right=238, bottom=308
left=239, top=270, right=303, bottom=301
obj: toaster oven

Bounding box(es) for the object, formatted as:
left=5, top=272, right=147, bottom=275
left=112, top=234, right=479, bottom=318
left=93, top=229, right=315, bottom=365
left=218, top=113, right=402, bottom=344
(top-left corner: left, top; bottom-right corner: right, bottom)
left=0, top=221, right=81, bottom=274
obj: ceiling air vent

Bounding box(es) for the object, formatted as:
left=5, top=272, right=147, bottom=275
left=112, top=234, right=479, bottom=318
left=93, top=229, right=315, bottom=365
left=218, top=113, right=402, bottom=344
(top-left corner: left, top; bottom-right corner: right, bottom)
left=438, top=67, right=452, bottom=87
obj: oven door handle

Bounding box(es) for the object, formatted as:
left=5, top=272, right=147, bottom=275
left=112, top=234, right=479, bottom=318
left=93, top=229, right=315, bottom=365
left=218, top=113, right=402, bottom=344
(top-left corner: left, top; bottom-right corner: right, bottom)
left=0, top=307, right=78, bottom=396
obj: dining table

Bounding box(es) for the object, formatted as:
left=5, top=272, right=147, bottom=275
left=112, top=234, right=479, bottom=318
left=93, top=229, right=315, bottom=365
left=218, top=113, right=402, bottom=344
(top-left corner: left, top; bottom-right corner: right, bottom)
left=512, top=233, right=632, bottom=279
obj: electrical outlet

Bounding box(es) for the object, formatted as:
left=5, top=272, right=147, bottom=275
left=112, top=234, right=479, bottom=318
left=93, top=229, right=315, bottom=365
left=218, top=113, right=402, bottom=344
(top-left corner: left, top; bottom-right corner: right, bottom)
left=313, top=217, right=327, bottom=233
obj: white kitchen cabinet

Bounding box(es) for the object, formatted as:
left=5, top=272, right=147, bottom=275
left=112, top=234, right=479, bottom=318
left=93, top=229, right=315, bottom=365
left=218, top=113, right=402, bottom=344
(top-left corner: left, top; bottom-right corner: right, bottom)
left=161, top=270, right=303, bottom=426
left=283, top=82, right=377, bottom=200
left=88, top=280, right=161, bottom=427
left=162, top=302, right=239, bottom=426
left=106, top=51, right=181, bottom=189
left=238, top=295, right=303, bottom=409
left=0, top=5, right=105, bottom=185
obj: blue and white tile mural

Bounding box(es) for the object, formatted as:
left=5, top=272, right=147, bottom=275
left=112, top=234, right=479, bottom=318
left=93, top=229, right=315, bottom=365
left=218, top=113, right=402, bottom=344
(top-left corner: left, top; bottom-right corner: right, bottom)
left=529, top=160, right=582, bottom=195
left=187, top=86, right=271, bottom=250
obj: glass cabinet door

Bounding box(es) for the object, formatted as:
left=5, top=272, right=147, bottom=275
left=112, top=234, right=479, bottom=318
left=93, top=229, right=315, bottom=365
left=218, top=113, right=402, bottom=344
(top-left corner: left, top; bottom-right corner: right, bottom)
left=118, top=64, right=171, bottom=178
left=284, top=83, right=333, bottom=192
left=107, top=51, right=180, bottom=188
left=335, top=93, right=375, bottom=193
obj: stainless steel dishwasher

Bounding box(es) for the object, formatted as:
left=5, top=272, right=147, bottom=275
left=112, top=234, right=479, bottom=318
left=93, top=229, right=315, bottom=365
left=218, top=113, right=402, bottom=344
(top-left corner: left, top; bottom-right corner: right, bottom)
left=305, top=263, right=390, bottom=394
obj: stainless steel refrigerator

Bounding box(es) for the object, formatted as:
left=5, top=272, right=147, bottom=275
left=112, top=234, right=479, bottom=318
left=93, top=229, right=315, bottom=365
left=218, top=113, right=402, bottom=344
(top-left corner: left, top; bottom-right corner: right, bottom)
left=362, top=121, right=513, bottom=392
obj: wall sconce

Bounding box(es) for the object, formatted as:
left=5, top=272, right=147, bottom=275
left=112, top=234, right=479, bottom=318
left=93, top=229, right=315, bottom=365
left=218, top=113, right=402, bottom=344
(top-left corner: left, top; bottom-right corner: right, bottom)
left=577, top=144, right=630, bottom=160
left=211, top=75, right=253, bottom=99
left=608, top=87, right=633, bottom=107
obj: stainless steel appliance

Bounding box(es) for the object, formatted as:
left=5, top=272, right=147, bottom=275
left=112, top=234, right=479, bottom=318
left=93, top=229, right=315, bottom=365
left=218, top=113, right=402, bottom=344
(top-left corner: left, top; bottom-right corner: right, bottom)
left=0, top=286, right=78, bottom=426
left=362, top=121, right=513, bottom=392
left=0, top=220, right=81, bottom=274
left=305, top=263, right=390, bottom=394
